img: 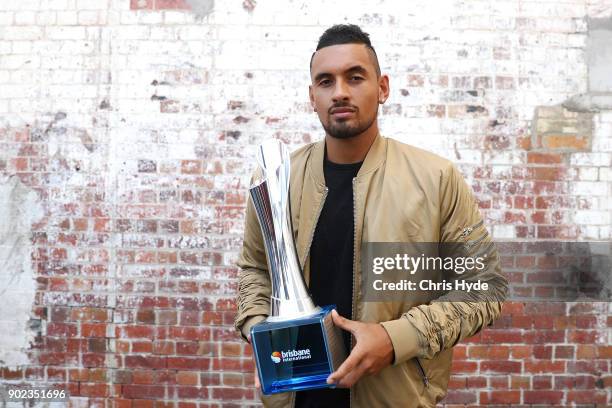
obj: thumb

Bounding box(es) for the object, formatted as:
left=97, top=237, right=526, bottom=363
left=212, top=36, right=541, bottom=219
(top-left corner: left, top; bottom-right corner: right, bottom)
left=332, top=309, right=355, bottom=332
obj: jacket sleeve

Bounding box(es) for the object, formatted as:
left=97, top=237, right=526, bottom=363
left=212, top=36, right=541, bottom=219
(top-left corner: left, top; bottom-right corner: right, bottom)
left=234, top=175, right=271, bottom=342
left=381, top=163, right=508, bottom=364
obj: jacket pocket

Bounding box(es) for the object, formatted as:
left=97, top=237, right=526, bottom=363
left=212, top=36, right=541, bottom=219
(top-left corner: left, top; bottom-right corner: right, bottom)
left=413, top=358, right=429, bottom=388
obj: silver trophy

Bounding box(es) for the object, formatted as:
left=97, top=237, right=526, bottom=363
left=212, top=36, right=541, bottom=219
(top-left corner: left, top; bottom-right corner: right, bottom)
left=249, top=139, right=319, bottom=321
left=248, top=139, right=347, bottom=395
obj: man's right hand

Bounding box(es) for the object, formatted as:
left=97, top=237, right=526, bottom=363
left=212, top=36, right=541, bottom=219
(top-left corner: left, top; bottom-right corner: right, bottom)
left=247, top=334, right=260, bottom=390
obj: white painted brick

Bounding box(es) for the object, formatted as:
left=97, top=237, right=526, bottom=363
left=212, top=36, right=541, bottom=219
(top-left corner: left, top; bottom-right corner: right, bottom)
left=598, top=112, right=612, bottom=123
left=43, top=0, right=69, bottom=10
left=0, top=42, right=10, bottom=54
left=176, top=26, right=214, bottom=41
left=0, top=12, right=13, bottom=25
left=600, top=225, right=611, bottom=240
left=571, top=181, right=608, bottom=196
left=493, top=224, right=516, bottom=239
left=76, top=0, right=108, bottom=9
left=36, top=10, right=56, bottom=25
left=483, top=151, right=524, bottom=165
left=575, top=210, right=610, bottom=225
left=56, top=10, right=78, bottom=25
left=163, top=10, right=193, bottom=25
left=0, top=55, right=39, bottom=70
left=14, top=10, right=36, bottom=25
left=10, top=69, right=41, bottom=84
left=577, top=167, right=600, bottom=181
left=112, top=25, right=150, bottom=40
left=571, top=152, right=611, bottom=166
left=580, top=225, right=600, bottom=240
left=11, top=41, right=33, bottom=54
left=1, top=26, right=43, bottom=40
left=137, top=11, right=163, bottom=25
left=46, top=25, right=86, bottom=40
left=78, top=10, right=99, bottom=25
left=1, top=0, right=40, bottom=10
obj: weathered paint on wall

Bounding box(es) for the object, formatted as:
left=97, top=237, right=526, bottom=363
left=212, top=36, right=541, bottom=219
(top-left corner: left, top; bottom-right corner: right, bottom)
left=0, top=0, right=610, bottom=406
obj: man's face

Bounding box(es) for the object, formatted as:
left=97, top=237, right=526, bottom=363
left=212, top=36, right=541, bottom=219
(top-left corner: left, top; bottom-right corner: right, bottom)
left=309, top=43, right=388, bottom=139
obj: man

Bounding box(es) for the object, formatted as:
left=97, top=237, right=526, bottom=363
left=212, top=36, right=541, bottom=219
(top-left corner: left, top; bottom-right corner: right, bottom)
left=235, top=24, right=507, bottom=407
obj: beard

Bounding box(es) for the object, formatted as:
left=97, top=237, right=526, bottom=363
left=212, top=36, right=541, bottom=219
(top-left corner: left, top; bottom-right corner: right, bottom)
left=322, top=106, right=378, bottom=139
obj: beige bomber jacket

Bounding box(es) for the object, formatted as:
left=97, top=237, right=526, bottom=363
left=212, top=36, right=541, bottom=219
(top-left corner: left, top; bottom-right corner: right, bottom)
left=234, top=134, right=508, bottom=408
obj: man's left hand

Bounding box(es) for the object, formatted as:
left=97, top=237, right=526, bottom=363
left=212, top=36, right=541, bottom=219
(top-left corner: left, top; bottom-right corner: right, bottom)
left=327, top=309, right=394, bottom=388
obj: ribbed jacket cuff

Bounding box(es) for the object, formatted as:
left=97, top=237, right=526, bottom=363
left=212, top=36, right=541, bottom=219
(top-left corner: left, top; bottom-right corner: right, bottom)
left=380, top=317, right=422, bottom=365
left=241, top=315, right=267, bottom=342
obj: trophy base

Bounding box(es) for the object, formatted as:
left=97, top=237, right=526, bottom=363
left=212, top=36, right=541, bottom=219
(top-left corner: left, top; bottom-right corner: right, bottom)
left=250, top=305, right=348, bottom=395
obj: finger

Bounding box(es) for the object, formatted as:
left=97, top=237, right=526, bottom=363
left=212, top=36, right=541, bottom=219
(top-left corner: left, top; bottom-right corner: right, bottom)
left=331, top=309, right=355, bottom=333
left=247, top=334, right=260, bottom=389
left=327, top=349, right=362, bottom=384
left=337, top=360, right=368, bottom=388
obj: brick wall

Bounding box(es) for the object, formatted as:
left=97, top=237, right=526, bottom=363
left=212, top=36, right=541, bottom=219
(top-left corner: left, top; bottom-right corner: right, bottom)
left=0, top=0, right=610, bottom=406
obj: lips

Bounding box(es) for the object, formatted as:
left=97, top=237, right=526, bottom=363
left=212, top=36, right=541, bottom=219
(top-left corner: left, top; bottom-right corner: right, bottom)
left=330, top=106, right=356, bottom=119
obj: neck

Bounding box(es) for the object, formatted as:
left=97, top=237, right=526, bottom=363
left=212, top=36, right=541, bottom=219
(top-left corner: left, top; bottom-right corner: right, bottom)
left=325, top=124, right=379, bottom=164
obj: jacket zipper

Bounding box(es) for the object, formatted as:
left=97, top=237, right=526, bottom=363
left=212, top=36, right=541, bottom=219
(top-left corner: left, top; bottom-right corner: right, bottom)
left=292, top=187, right=328, bottom=408
left=464, top=230, right=489, bottom=250
left=414, top=358, right=430, bottom=387
left=299, top=187, right=329, bottom=269
left=350, top=177, right=358, bottom=408
left=459, top=219, right=484, bottom=238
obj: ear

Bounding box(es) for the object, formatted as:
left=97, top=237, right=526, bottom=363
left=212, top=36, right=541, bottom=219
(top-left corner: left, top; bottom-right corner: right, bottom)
left=378, top=74, right=390, bottom=104
left=309, top=85, right=317, bottom=112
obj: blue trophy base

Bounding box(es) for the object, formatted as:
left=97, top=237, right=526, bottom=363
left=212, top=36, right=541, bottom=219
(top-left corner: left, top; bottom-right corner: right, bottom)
left=250, top=305, right=347, bottom=395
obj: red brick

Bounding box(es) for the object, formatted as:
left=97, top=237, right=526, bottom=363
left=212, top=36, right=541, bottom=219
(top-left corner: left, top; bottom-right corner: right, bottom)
left=481, top=329, right=522, bottom=343
left=566, top=391, right=607, bottom=404
left=177, top=371, right=199, bottom=386
left=542, top=134, right=589, bottom=150
left=554, top=345, right=574, bottom=359
left=132, top=370, right=155, bottom=385
left=132, top=341, right=154, bottom=353
left=82, top=353, right=105, bottom=367
left=79, top=383, right=109, bottom=397
left=443, top=390, right=477, bottom=404
left=465, top=375, right=486, bottom=388
left=450, top=361, right=477, bottom=374
left=125, top=356, right=167, bottom=369
left=533, top=375, right=552, bottom=389
left=524, top=391, right=563, bottom=404
left=480, top=391, right=520, bottom=404
left=167, top=357, right=210, bottom=371
left=82, top=323, right=106, bottom=337
left=468, top=345, right=509, bottom=359
left=510, top=375, right=530, bottom=389
left=130, top=0, right=153, bottom=9
left=481, top=361, right=522, bottom=374
left=132, top=400, right=155, bottom=408
left=123, top=385, right=165, bottom=399
left=153, top=341, right=175, bottom=355
left=568, top=330, right=599, bottom=343
left=47, top=322, right=77, bottom=337
left=155, top=0, right=190, bottom=9
left=526, top=360, right=564, bottom=373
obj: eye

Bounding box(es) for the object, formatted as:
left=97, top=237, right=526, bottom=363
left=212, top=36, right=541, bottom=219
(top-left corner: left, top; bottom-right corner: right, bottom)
left=350, top=76, right=364, bottom=81
left=319, top=79, right=332, bottom=86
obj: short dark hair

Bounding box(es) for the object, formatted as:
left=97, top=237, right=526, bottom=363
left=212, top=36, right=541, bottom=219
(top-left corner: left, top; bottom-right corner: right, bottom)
left=310, top=24, right=381, bottom=77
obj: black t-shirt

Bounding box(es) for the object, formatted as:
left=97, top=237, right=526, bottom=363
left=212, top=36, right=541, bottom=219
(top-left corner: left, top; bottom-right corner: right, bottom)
left=295, top=156, right=362, bottom=408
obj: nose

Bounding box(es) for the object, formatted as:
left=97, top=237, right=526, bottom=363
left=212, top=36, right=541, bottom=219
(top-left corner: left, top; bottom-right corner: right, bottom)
left=332, top=78, right=350, bottom=102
